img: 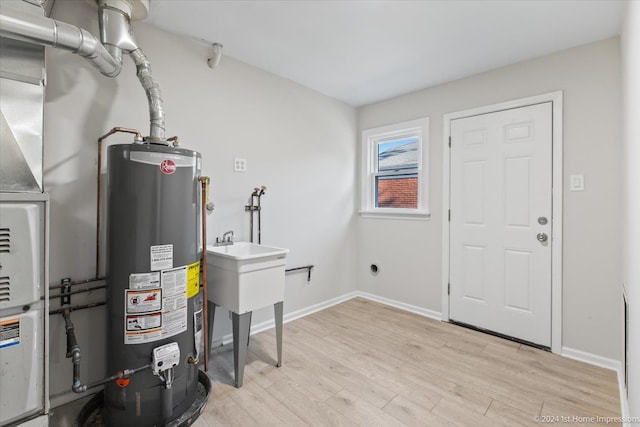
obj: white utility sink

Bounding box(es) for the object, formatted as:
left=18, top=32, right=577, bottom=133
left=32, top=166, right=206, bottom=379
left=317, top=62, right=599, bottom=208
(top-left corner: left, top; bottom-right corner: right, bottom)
left=206, top=241, right=289, bottom=387
left=207, top=241, right=288, bottom=262
left=206, top=242, right=289, bottom=313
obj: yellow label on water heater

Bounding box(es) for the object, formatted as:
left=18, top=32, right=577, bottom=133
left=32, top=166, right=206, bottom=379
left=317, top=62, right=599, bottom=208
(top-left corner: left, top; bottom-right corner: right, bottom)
left=187, top=261, right=201, bottom=298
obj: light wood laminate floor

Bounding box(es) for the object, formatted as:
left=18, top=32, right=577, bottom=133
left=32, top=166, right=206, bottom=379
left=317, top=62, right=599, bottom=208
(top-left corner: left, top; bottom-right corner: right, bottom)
left=195, top=298, right=620, bottom=427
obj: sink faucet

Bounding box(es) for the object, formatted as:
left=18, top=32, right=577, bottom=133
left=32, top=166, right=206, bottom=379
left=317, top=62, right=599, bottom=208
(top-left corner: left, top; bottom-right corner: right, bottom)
left=216, top=230, right=235, bottom=246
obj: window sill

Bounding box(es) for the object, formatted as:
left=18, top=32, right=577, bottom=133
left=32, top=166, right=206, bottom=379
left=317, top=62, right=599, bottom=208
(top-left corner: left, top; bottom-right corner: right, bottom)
left=358, top=209, right=431, bottom=220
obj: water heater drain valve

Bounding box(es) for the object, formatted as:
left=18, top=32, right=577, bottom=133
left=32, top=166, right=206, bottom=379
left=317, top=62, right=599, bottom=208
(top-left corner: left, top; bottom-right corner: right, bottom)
left=152, top=342, right=180, bottom=389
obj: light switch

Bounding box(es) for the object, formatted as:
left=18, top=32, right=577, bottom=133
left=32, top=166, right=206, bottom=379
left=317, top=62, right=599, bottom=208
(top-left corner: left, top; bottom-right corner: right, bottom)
left=570, top=174, right=584, bottom=191
left=234, top=158, right=246, bottom=172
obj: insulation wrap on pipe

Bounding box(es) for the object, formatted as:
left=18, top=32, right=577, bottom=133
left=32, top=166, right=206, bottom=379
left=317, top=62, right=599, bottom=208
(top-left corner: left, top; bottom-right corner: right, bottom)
left=129, top=48, right=166, bottom=140
left=0, top=4, right=167, bottom=139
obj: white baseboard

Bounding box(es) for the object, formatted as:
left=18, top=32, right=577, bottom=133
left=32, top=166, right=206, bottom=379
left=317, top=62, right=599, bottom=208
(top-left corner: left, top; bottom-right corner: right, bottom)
left=617, top=368, right=631, bottom=426
left=227, top=296, right=630, bottom=424
left=355, top=292, right=442, bottom=321
left=561, top=346, right=620, bottom=372
left=217, top=291, right=360, bottom=346
left=217, top=291, right=442, bottom=345
left=562, top=346, right=630, bottom=426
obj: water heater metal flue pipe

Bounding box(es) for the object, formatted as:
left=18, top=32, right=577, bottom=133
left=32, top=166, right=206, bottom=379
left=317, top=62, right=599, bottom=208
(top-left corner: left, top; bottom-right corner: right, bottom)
left=129, top=48, right=166, bottom=140
left=0, top=0, right=166, bottom=140
left=0, top=7, right=122, bottom=77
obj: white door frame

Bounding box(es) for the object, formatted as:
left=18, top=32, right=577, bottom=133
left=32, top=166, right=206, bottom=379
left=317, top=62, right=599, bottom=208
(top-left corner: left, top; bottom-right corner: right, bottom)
left=441, top=91, right=563, bottom=353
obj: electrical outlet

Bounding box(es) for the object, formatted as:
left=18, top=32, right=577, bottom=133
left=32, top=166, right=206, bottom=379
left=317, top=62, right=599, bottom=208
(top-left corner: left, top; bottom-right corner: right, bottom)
left=569, top=174, right=584, bottom=191
left=234, top=158, right=246, bottom=172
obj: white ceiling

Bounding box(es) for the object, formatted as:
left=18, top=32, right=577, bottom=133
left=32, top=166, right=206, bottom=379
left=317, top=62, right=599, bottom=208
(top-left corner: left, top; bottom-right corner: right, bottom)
left=144, top=0, right=627, bottom=107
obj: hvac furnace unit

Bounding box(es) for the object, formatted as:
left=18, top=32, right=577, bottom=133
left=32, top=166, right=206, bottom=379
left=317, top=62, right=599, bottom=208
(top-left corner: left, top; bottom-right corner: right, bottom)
left=0, top=1, right=49, bottom=426
left=0, top=193, right=49, bottom=427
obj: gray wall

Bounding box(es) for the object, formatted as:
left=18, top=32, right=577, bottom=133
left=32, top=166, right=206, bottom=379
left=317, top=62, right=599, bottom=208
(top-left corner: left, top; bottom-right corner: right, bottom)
left=41, top=0, right=626, bottom=409
left=45, top=0, right=357, bottom=405
left=357, top=37, right=622, bottom=361
left=621, top=0, right=640, bottom=418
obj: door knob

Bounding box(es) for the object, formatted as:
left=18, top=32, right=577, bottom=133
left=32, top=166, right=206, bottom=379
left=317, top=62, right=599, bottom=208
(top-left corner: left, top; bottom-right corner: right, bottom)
left=536, top=233, right=548, bottom=243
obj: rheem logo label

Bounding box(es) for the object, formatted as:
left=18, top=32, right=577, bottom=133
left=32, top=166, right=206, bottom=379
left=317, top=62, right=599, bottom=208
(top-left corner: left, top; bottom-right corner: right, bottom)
left=160, top=159, right=176, bottom=175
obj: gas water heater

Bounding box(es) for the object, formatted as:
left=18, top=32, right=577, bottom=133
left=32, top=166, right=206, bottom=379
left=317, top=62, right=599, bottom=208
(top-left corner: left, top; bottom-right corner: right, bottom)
left=1, top=1, right=213, bottom=425
left=103, top=143, right=205, bottom=426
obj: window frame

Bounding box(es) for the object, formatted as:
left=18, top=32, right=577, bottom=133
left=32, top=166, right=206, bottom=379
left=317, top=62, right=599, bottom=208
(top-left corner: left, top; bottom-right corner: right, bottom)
left=360, top=117, right=430, bottom=219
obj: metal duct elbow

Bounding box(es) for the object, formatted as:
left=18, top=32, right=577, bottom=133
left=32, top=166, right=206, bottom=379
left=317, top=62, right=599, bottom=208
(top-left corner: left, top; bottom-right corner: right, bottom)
left=1, top=2, right=167, bottom=141
left=98, top=5, right=166, bottom=140
left=0, top=7, right=122, bottom=77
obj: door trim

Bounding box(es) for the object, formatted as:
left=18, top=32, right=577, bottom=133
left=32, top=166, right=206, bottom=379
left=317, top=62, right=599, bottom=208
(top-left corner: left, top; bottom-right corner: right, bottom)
left=441, top=91, right=563, bottom=353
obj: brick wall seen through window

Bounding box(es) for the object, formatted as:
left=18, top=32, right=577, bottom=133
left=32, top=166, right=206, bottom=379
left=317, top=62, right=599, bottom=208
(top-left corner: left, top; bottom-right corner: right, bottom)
left=376, top=176, right=418, bottom=208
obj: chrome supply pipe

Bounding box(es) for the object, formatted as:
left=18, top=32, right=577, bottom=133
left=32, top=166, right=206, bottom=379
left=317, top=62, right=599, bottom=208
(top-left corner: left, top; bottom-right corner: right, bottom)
left=245, top=186, right=266, bottom=243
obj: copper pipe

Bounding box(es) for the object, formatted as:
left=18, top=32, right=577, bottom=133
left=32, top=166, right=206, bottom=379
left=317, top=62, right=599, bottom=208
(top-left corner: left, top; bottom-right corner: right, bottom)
left=167, top=136, right=180, bottom=147
left=199, top=176, right=210, bottom=372
left=98, top=127, right=142, bottom=143
left=96, top=128, right=143, bottom=277
left=96, top=138, right=102, bottom=278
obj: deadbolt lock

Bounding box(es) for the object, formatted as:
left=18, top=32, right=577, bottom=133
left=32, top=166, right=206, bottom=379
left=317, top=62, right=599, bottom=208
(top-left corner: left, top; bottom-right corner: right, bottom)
left=538, top=216, right=548, bottom=225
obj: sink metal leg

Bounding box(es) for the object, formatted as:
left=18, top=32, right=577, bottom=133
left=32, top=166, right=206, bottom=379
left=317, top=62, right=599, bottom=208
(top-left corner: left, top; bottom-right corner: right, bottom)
left=274, top=301, right=283, bottom=368
left=207, top=301, right=217, bottom=351
left=232, top=311, right=252, bottom=388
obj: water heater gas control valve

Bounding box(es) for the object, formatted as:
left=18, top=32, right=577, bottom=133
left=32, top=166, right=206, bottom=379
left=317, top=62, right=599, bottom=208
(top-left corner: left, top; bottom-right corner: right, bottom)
left=152, top=342, right=180, bottom=375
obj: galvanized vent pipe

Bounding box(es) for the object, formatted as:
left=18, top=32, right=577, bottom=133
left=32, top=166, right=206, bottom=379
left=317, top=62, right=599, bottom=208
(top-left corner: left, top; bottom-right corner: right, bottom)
left=0, top=7, right=122, bottom=76
left=0, top=1, right=165, bottom=140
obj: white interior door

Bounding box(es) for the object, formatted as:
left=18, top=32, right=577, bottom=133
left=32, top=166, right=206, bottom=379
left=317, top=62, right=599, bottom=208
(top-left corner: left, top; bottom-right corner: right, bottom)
left=449, top=102, right=552, bottom=347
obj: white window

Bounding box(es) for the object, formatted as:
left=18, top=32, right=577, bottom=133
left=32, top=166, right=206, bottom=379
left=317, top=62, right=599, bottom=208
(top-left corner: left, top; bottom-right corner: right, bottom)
left=360, top=117, right=430, bottom=219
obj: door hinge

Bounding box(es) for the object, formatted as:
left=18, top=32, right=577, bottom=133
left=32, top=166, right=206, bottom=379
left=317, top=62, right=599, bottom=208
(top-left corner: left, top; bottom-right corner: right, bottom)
left=449, top=136, right=452, bottom=148
left=448, top=209, right=451, bottom=222
left=448, top=283, right=451, bottom=295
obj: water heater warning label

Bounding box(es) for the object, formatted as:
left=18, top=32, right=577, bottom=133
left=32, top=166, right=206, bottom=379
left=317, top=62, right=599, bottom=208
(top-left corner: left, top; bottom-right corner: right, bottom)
left=150, top=244, right=173, bottom=271
left=0, top=318, right=20, bottom=349
left=126, top=289, right=162, bottom=314
left=160, top=266, right=188, bottom=338
left=125, top=265, right=188, bottom=344
left=129, top=272, right=161, bottom=289
left=187, top=261, right=200, bottom=298
left=126, top=313, right=161, bottom=331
